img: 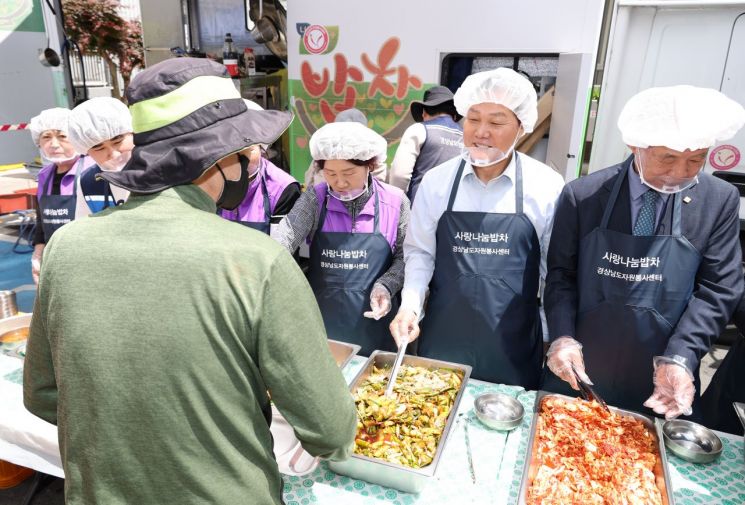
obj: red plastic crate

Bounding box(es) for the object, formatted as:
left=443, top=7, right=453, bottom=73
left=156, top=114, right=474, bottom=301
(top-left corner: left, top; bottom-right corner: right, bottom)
left=0, top=187, right=37, bottom=213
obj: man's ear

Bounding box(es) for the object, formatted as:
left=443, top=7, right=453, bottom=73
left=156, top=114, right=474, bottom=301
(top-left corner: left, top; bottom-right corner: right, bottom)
left=514, top=124, right=525, bottom=140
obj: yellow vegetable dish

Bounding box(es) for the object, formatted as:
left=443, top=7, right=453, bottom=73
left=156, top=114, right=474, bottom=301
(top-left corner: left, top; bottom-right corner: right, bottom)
left=353, top=365, right=463, bottom=468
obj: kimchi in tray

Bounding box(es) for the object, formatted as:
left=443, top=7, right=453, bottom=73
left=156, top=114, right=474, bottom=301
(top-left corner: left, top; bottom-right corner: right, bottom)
left=518, top=393, right=674, bottom=505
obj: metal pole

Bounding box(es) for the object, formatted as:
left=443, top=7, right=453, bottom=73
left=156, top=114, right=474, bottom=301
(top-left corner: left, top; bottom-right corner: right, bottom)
left=50, top=0, right=76, bottom=106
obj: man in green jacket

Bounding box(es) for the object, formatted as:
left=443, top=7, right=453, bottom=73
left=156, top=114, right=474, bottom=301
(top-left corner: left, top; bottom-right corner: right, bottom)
left=23, top=57, right=357, bottom=505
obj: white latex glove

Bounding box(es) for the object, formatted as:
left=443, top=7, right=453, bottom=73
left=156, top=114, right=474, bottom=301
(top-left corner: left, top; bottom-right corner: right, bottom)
left=389, top=309, right=420, bottom=348
left=546, top=336, right=592, bottom=391
left=32, top=243, right=45, bottom=285
left=363, top=284, right=391, bottom=320
left=643, top=357, right=695, bottom=420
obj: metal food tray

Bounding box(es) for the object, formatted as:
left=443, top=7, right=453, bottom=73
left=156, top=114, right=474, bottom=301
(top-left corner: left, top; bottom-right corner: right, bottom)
left=327, top=339, right=360, bottom=369
left=0, top=313, right=31, bottom=360
left=518, top=392, right=674, bottom=505
left=328, top=351, right=472, bottom=493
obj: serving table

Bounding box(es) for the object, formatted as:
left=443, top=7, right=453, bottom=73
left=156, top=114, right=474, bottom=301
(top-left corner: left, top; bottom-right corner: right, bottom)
left=1, top=354, right=743, bottom=504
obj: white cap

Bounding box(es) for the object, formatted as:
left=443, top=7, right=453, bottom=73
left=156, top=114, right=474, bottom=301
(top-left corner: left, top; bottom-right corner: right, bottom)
left=67, top=97, right=133, bottom=154
left=453, top=68, right=538, bottom=133
left=310, top=122, right=387, bottom=162
left=334, top=108, right=367, bottom=125
left=618, top=85, right=745, bottom=152
left=243, top=98, right=263, bottom=111
left=29, top=107, right=71, bottom=146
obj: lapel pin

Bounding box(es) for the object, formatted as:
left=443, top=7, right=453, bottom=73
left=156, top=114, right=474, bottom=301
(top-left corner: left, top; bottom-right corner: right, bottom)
left=683, top=196, right=692, bottom=204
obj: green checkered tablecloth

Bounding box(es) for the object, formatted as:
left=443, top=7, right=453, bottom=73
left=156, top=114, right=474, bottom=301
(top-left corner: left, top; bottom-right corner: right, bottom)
left=281, top=356, right=745, bottom=505
left=3, top=351, right=742, bottom=504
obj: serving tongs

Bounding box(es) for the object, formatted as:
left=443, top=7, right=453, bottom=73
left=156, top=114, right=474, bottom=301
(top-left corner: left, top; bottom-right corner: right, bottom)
left=384, top=337, right=409, bottom=397
left=572, top=364, right=610, bottom=413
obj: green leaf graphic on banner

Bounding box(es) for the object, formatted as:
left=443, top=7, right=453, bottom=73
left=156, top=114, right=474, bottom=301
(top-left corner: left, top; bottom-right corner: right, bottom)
left=325, top=26, right=339, bottom=53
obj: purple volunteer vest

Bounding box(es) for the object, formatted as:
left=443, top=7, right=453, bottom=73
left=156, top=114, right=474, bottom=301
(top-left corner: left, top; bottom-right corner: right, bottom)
left=312, top=178, right=402, bottom=251
left=36, top=156, right=97, bottom=241
left=36, top=156, right=84, bottom=198
left=220, top=158, right=297, bottom=233
left=307, top=177, right=404, bottom=355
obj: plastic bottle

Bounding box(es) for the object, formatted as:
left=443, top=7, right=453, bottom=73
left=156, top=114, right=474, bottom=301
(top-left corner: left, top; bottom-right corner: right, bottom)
left=243, top=48, right=256, bottom=76
left=222, top=33, right=239, bottom=77
left=222, top=33, right=234, bottom=59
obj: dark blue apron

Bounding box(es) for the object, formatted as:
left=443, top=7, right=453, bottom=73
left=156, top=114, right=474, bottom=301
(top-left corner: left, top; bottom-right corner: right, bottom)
left=541, top=169, right=702, bottom=413
left=418, top=155, right=543, bottom=387
left=39, top=158, right=83, bottom=242
left=407, top=116, right=463, bottom=203
left=307, top=188, right=399, bottom=356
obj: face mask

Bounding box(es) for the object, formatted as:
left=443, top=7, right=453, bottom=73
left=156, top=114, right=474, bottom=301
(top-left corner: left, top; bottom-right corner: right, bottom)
left=99, top=151, right=132, bottom=172
left=46, top=154, right=78, bottom=164
left=216, top=154, right=251, bottom=210
left=460, top=131, right=521, bottom=167
left=636, top=154, right=700, bottom=194
left=328, top=178, right=369, bottom=202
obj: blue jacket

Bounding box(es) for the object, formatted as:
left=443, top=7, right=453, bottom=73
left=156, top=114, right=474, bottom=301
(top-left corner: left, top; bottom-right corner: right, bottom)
left=79, top=165, right=119, bottom=213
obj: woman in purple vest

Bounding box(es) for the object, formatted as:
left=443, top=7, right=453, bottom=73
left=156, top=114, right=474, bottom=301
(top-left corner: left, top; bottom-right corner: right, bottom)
left=276, top=122, right=410, bottom=356
left=29, top=107, right=96, bottom=284
left=220, top=100, right=301, bottom=234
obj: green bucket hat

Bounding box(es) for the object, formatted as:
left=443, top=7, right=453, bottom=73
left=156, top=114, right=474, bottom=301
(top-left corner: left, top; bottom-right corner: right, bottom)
left=100, top=57, right=293, bottom=193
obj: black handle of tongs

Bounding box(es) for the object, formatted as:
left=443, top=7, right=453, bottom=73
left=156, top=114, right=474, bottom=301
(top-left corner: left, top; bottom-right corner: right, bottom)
left=571, top=365, right=610, bottom=413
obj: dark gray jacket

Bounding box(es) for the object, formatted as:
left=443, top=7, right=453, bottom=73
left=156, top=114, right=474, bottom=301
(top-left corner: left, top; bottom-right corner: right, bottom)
left=545, top=155, right=743, bottom=372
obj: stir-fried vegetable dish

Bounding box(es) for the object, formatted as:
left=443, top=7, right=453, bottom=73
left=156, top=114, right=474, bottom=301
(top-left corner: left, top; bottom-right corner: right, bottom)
left=353, top=365, right=463, bottom=468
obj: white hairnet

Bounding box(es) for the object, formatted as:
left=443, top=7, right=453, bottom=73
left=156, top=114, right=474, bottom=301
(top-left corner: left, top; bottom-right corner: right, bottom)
left=310, top=122, right=387, bottom=162
left=29, top=107, right=71, bottom=146
left=67, top=97, right=133, bottom=154
left=334, top=108, right=367, bottom=125
left=453, top=68, right=538, bottom=133
left=618, top=85, right=745, bottom=152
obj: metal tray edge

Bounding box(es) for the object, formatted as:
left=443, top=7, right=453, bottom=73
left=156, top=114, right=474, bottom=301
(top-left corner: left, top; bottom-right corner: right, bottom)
left=733, top=402, right=745, bottom=430
left=0, top=313, right=32, bottom=334
left=327, top=339, right=361, bottom=369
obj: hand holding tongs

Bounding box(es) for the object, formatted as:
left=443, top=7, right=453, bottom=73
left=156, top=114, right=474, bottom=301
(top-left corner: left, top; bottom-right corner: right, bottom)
left=384, top=337, right=409, bottom=397
left=572, top=364, right=610, bottom=413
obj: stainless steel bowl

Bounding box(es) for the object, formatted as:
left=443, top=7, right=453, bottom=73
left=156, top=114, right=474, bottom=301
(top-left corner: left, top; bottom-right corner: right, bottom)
left=474, top=392, right=524, bottom=431
left=0, top=290, right=18, bottom=320
left=663, top=419, right=723, bottom=464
